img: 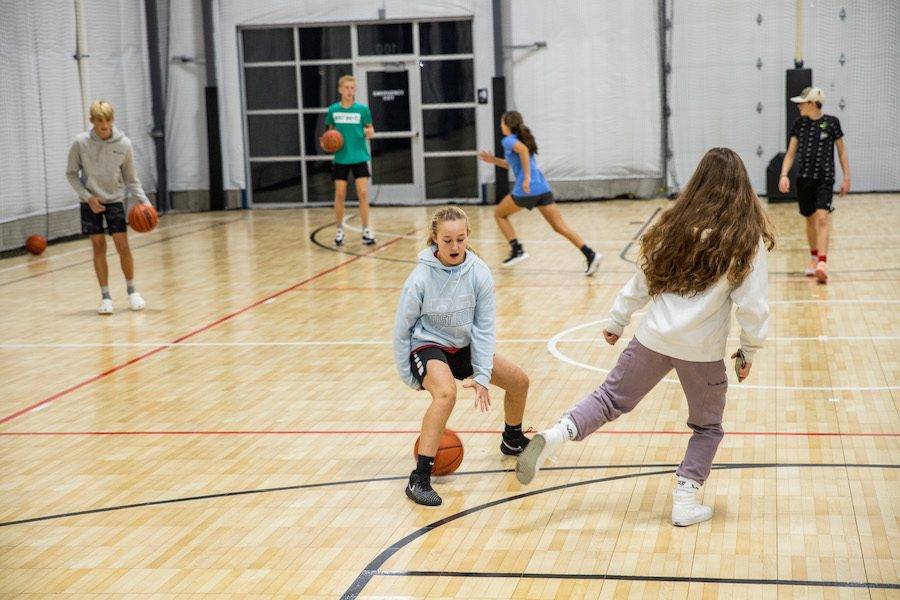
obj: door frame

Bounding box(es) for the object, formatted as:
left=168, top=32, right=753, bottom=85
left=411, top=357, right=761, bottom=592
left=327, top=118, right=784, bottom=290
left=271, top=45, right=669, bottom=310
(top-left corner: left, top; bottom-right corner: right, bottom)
left=355, top=61, right=424, bottom=204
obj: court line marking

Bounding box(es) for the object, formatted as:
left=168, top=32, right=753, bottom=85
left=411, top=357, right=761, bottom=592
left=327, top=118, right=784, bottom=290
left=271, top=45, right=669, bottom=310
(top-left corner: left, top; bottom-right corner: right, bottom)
left=341, top=463, right=900, bottom=598
left=341, top=213, right=652, bottom=245
left=375, top=569, right=899, bottom=590
left=0, top=430, right=895, bottom=437
left=3, top=333, right=897, bottom=349
left=1, top=462, right=895, bottom=530
left=548, top=313, right=900, bottom=391
left=0, top=230, right=415, bottom=426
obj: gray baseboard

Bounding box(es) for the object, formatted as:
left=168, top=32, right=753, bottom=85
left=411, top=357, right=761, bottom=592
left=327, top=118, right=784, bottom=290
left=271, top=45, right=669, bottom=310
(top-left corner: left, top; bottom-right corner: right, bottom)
left=483, top=177, right=663, bottom=203
left=169, top=190, right=243, bottom=212
left=1, top=207, right=82, bottom=252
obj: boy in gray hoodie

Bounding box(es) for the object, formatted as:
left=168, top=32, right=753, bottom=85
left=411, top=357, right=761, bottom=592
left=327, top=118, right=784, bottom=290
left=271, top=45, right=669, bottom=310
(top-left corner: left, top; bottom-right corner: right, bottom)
left=394, top=206, right=531, bottom=506
left=66, top=100, right=152, bottom=314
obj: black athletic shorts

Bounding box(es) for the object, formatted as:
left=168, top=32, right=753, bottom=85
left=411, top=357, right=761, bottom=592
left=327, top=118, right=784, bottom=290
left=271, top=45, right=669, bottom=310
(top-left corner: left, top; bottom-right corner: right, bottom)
left=796, top=177, right=834, bottom=217
left=331, top=161, right=370, bottom=181
left=410, top=345, right=474, bottom=387
left=80, top=201, right=127, bottom=235
left=512, top=191, right=555, bottom=210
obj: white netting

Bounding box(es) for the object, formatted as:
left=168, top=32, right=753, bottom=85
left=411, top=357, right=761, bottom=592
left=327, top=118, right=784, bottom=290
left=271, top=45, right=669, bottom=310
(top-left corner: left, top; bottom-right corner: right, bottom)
left=668, top=0, right=900, bottom=193
left=0, top=1, right=157, bottom=250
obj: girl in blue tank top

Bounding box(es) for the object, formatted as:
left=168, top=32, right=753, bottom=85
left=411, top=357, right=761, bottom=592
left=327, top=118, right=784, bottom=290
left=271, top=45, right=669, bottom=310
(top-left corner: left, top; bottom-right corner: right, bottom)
left=479, top=111, right=602, bottom=275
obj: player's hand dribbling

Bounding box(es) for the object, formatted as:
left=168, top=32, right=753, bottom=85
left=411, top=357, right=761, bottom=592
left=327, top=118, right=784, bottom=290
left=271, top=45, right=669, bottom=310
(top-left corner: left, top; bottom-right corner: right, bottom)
left=603, top=330, right=620, bottom=345
left=463, top=379, right=491, bottom=412
left=87, top=196, right=106, bottom=213
left=778, top=175, right=790, bottom=194
left=478, top=150, right=495, bottom=164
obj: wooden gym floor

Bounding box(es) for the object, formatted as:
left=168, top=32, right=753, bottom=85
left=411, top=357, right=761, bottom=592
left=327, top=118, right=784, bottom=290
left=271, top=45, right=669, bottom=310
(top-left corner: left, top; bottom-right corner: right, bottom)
left=0, top=195, right=897, bottom=598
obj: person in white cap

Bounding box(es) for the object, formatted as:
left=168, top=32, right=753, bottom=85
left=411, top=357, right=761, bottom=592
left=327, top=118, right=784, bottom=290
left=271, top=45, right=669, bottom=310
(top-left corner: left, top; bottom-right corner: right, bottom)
left=778, top=87, right=851, bottom=284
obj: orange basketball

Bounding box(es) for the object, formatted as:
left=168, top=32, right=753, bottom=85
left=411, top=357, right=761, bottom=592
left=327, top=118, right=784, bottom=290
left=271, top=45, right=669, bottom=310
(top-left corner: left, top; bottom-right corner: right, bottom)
left=413, top=429, right=464, bottom=476
left=128, top=203, right=158, bottom=233
left=25, top=235, right=47, bottom=255
left=321, top=129, right=344, bottom=154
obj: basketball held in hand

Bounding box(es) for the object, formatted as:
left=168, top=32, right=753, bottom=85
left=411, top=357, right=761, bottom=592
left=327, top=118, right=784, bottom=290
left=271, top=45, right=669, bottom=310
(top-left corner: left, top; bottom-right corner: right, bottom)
left=129, top=204, right=159, bottom=233
left=321, top=129, right=344, bottom=154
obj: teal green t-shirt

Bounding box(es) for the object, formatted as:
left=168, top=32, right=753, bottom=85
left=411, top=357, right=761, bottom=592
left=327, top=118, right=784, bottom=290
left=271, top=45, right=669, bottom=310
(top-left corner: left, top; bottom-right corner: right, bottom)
left=324, top=102, right=373, bottom=165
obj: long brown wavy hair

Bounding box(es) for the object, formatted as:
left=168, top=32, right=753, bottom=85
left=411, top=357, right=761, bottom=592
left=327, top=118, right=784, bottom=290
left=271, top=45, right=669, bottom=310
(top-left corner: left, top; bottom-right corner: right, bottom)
left=502, top=111, right=538, bottom=154
left=640, top=147, right=775, bottom=297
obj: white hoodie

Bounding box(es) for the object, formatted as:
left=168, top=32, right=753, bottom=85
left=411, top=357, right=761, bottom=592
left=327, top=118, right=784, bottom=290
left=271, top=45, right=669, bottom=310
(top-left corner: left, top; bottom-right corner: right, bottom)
left=606, top=240, right=769, bottom=363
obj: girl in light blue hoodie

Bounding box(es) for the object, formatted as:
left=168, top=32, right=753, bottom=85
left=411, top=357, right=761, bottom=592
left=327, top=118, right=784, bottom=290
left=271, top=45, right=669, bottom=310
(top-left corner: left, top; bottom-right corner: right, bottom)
left=394, top=206, right=531, bottom=506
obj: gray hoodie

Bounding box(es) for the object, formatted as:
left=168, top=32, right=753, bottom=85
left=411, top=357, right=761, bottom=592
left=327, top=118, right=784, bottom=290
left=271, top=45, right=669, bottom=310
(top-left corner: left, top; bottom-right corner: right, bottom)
left=393, top=247, right=496, bottom=389
left=66, top=127, right=150, bottom=205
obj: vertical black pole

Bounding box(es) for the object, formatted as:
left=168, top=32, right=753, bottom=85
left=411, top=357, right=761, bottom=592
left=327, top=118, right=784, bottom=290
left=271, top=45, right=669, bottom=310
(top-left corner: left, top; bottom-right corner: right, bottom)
left=201, top=0, right=224, bottom=211
left=657, top=0, right=669, bottom=193
left=143, top=0, right=168, bottom=212
left=491, top=0, right=508, bottom=204
left=785, top=68, right=812, bottom=146
left=491, top=77, right=508, bottom=204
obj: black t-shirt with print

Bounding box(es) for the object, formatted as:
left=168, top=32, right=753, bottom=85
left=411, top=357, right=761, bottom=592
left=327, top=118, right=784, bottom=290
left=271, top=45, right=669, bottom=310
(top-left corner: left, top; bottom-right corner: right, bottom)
left=789, top=115, right=844, bottom=181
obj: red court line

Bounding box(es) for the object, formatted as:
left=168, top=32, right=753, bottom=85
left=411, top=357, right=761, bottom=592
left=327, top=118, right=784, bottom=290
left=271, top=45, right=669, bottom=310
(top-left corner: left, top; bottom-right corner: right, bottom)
left=0, top=232, right=413, bottom=426
left=0, top=430, right=896, bottom=437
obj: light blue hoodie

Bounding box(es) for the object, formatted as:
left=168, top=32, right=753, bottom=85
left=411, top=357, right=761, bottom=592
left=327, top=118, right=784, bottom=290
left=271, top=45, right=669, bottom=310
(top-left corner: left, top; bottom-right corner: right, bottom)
left=393, top=247, right=496, bottom=390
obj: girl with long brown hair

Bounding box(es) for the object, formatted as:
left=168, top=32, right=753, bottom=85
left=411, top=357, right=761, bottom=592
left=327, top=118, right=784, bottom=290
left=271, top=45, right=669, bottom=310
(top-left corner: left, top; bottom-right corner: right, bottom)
left=516, top=147, right=774, bottom=527
left=479, top=111, right=602, bottom=275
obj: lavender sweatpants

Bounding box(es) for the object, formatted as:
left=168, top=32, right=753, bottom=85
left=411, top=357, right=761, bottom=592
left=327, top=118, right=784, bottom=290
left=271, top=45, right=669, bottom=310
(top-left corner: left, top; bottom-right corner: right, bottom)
left=567, top=338, right=728, bottom=484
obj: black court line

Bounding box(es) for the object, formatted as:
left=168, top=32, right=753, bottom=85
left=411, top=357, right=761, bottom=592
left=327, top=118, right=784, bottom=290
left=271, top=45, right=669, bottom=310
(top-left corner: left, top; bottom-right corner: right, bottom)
left=618, top=207, right=661, bottom=264
left=376, top=570, right=899, bottom=590
left=6, top=461, right=896, bottom=530
left=341, top=462, right=900, bottom=598
left=310, top=221, right=416, bottom=265
left=0, top=219, right=241, bottom=287
left=0, top=462, right=672, bottom=528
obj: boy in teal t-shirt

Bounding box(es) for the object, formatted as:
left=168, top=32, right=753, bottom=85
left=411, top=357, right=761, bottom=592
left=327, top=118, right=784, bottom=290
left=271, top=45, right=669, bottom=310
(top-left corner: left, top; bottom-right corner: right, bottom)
left=321, top=75, right=376, bottom=245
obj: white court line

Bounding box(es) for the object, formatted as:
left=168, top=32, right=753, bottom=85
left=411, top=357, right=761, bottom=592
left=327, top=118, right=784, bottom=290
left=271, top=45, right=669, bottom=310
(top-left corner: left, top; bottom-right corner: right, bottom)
left=0, top=217, right=239, bottom=274
left=547, top=318, right=900, bottom=392
left=339, top=216, right=637, bottom=245
left=770, top=299, right=900, bottom=305
left=3, top=334, right=898, bottom=349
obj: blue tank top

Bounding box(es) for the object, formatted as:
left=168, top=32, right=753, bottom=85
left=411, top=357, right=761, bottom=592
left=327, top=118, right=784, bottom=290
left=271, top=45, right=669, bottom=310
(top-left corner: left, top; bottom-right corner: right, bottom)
left=502, top=134, right=551, bottom=197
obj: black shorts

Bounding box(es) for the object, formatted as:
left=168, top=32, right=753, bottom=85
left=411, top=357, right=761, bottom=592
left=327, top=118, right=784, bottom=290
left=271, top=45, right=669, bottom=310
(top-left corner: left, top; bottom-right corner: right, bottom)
left=80, top=201, right=127, bottom=235
left=331, top=161, right=370, bottom=181
left=796, top=177, right=834, bottom=217
left=512, top=191, right=554, bottom=211
left=410, top=345, right=474, bottom=387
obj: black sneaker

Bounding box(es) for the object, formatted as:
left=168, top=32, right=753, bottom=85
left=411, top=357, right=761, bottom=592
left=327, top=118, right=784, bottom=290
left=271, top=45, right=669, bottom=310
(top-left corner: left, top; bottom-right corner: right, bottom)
left=405, top=471, right=442, bottom=506
left=501, top=247, right=529, bottom=267
left=500, top=432, right=531, bottom=456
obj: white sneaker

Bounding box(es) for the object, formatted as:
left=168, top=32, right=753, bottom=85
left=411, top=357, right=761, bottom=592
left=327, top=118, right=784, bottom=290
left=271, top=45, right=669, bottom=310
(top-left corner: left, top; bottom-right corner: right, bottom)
left=585, top=252, right=603, bottom=276
left=128, top=292, right=145, bottom=311
left=671, top=476, right=713, bottom=526
left=804, top=257, right=817, bottom=276
left=362, top=227, right=376, bottom=245
left=334, top=228, right=345, bottom=246
left=98, top=298, right=114, bottom=315
left=515, top=417, right=575, bottom=484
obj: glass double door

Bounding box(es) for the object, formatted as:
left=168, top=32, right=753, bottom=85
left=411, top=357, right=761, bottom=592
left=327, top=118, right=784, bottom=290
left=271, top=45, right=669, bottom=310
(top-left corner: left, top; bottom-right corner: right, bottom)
left=356, top=63, right=423, bottom=203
